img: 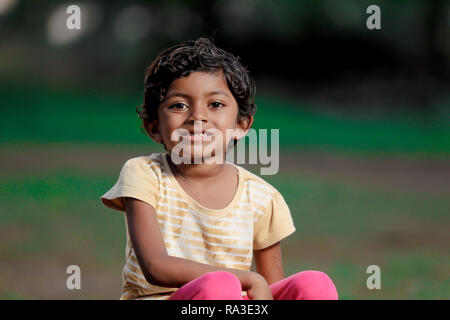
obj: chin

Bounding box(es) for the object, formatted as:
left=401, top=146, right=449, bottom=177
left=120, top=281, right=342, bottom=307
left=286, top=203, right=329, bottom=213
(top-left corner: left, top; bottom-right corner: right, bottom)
left=168, top=141, right=227, bottom=164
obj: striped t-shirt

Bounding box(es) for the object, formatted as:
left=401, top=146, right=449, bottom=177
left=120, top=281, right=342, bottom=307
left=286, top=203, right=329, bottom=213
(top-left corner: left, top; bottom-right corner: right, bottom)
left=100, top=152, right=296, bottom=300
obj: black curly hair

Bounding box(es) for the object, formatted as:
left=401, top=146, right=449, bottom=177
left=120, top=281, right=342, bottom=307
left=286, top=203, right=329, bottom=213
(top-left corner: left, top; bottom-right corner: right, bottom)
left=136, top=37, right=257, bottom=142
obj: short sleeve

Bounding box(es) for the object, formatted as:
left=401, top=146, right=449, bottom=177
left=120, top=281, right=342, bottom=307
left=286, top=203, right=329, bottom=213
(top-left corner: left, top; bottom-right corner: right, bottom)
left=253, top=190, right=296, bottom=250
left=100, top=157, right=159, bottom=213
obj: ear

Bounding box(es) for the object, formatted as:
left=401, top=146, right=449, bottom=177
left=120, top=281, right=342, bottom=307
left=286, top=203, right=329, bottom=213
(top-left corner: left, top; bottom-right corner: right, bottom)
left=232, top=115, right=254, bottom=140
left=144, top=118, right=163, bottom=143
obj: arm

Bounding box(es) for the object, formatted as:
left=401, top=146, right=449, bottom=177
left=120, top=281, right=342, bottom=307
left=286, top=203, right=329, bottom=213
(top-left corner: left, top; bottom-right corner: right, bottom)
left=253, top=241, right=285, bottom=285
left=124, top=197, right=271, bottom=298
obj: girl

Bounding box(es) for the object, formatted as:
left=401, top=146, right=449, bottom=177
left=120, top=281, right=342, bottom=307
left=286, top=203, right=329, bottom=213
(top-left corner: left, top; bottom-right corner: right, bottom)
left=100, top=37, right=338, bottom=300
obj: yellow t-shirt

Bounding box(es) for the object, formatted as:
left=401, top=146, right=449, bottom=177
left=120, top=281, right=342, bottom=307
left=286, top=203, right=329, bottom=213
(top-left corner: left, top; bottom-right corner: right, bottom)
left=100, top=152, right=296, bottom=300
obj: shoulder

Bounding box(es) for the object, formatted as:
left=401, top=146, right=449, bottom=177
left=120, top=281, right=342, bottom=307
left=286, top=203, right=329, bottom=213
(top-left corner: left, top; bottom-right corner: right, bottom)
left=100, top=153, right=165, bottom=212
left=123, top=153, right=163, bottom=167
left=116, top=153, right=167, bottom=185
left=235, top=164, right=285, bottom=202
left=240, top=166, right=296, bottom=250
left=122, top=153, right=164, bottom=176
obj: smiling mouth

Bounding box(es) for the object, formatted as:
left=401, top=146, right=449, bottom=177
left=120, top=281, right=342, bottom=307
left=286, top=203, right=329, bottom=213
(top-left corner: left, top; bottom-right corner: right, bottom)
left=181, top=128, right=215, bottom=137
left=184, top=132, right=214, bottom=142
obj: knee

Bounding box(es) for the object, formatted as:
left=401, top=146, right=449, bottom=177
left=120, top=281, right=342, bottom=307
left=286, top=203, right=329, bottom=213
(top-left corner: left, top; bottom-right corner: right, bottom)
left=290, top=270, right=339, bottom=300
left=196, top=271, right=242, bottom=299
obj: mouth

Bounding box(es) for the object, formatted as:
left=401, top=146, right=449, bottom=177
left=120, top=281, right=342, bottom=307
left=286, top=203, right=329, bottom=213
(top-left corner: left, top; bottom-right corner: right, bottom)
left=180, top=129, right=215, bottom=142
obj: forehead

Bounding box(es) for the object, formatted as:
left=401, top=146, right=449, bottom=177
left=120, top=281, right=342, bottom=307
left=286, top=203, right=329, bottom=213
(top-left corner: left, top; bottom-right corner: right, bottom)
left=166, top=70, right=231, bottom=96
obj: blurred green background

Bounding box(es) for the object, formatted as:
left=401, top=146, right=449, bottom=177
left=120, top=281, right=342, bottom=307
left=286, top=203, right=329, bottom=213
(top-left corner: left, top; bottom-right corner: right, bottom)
left=0, top=0, right=449, bottom=299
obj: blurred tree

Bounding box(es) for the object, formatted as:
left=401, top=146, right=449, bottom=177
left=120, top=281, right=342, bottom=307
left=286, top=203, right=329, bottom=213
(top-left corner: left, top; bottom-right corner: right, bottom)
left=0, top=0, right=448, bottom=110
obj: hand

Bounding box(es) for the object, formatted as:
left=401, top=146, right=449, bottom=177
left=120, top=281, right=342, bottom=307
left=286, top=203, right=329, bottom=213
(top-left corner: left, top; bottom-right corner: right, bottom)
left=245, top=272, right=273, bottom=300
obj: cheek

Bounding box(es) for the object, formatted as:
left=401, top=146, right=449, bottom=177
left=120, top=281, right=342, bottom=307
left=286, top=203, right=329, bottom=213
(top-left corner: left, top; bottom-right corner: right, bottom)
left=159, top=119, right=187, bottom=145
left=218, top=107, right=239, bottom=127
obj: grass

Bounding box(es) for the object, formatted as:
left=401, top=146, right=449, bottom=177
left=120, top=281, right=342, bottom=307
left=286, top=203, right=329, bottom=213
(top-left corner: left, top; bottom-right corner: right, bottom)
left=0, top=84, right=448, bottom=299
left=1, top=83, right=449, bottom=155
left=0, top=164, right=448, bottom=299
left=1, top=291, right=26, bottom=300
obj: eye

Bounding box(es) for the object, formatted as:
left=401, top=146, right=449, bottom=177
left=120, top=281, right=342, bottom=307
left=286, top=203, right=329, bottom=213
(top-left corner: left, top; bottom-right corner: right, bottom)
left=168, top=103, right=188, bottom=110
left=210, top=102, right=225, bottom=109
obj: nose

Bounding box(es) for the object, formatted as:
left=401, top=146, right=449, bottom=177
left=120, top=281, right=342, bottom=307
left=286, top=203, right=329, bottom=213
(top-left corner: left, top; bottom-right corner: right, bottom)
left=188, top=102, right=208, bottom=125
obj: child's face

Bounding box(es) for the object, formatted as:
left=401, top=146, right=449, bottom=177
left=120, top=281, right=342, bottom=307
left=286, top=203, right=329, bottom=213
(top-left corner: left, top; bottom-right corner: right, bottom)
left=146, top=70, right=252, bottom=160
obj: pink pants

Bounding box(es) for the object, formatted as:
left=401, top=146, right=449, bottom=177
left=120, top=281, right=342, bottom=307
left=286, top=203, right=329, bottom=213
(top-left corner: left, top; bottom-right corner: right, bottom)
left=168, top=270, right=338, bottom=300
